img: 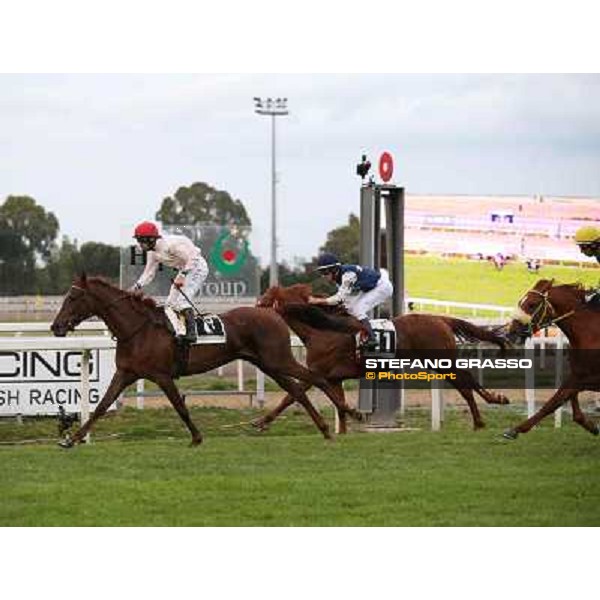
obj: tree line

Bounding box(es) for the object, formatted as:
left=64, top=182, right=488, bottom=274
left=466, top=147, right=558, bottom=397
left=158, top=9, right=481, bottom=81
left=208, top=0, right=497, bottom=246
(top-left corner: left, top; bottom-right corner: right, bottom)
left=0, top=183, right=360, bottom=295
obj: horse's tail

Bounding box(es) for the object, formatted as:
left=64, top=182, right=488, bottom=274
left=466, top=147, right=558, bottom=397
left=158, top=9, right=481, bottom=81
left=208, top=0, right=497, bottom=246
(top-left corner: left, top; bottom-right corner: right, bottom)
left=441, top=317, right=508, bottom=351
left=281, top=304, right=363, bottom=335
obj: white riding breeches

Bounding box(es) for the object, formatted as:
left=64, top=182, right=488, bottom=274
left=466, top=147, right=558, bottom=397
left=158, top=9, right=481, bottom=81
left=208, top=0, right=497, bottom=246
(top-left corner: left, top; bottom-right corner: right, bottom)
left=344, top=268, right=394, bottom=320
left=166, top=256, right=209, bottom=312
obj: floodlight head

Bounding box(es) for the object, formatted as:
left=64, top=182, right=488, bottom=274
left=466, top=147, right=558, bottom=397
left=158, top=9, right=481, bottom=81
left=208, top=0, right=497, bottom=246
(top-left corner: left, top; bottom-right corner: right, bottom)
left=356, top=154, right=371, bottom=180
left=253, top=95, right=290, bottom=116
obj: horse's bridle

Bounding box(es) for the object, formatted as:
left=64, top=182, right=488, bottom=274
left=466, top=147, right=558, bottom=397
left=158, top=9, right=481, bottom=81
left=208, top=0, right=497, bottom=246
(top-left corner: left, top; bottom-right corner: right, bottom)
left=68, top=285, right=152, bottom=343
left=514, top=288, right=575, bottom=335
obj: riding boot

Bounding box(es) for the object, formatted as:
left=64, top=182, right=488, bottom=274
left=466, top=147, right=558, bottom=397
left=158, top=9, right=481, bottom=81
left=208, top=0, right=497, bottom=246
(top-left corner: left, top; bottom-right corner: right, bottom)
left=359, top=318, right=378, bottom=351
left=181, top=308, right=197, bottom=344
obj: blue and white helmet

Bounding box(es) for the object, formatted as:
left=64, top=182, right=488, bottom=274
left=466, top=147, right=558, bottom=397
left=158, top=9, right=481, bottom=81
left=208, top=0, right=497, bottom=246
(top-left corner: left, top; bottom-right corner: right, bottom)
left=315, top=253, right=341, bottom=271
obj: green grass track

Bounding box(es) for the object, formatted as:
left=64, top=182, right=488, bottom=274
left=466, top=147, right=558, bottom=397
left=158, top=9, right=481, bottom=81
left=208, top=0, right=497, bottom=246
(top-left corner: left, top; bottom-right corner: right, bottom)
left=1, top=407, right=599, bottom=526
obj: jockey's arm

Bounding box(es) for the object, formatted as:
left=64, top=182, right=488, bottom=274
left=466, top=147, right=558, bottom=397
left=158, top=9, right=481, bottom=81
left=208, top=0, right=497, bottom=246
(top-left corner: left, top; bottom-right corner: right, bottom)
left=133, top=252, right=159, bottom=289
left=309, top=271, right=356, bottom=306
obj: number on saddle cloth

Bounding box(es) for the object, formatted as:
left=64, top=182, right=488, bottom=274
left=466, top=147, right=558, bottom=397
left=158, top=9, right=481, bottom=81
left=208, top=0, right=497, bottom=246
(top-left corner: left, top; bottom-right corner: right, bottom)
left=195, top=314, right=225, bottom=337
left=357, top=319, right=396, bottom=355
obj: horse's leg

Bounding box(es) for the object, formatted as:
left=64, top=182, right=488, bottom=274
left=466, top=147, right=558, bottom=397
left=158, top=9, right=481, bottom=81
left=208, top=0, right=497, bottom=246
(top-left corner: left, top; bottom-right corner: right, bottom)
left=442, top=370, right=485, bottom=430
left=570, top=394, right=600, bottom=435
left=451, top=368, right=510, bottom=406
left=253, top=380, right=361, bottom=435
left=325, top=382, right=348, bottom=434
left=251, top=382, right=311, bottom=431
left=470, top=382, right=510, bottom=405
left=153, top=374, right=203, bottom=446
left=318, top=380, right=363, bottom=431
left=312, top=380, right=363, bottom=434
left=276, top=360, right=361, bottom=427
left=258, top=366, right=332, bottom=440
left=503, top=384, right=578, bottom=439
left=60, top=369, right=137, bottom=448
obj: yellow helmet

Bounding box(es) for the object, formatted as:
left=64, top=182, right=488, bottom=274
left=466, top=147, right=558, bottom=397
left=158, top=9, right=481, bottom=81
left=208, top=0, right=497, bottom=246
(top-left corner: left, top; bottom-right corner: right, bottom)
left=574, top=225, right=600, bottom=245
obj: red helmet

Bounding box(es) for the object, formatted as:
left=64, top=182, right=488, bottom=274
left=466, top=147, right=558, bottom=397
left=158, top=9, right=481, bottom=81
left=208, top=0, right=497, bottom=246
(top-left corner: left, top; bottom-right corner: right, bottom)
left=134, top=221, right=160, bottom=239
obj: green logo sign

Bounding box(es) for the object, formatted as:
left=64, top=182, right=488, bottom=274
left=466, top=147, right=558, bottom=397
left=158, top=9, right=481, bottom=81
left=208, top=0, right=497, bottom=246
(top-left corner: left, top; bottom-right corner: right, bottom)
left=209, top=229, right=249, bottom=275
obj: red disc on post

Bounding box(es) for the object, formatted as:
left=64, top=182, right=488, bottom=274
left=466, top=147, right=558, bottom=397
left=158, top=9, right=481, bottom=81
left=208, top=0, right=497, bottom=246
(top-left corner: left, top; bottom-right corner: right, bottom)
left=379, top=152, right=394, bottom=183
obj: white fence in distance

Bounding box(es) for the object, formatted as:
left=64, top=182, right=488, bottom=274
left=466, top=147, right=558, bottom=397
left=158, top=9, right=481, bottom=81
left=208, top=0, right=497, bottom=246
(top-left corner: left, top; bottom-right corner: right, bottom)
left=1, top=322, right=573, bottom=433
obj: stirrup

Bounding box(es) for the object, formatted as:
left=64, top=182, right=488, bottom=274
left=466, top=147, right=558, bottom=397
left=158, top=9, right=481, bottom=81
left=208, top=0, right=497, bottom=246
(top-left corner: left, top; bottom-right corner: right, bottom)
left=177, top=331, right=196, bottom=344
left=361, top=337, right=378, bottom=351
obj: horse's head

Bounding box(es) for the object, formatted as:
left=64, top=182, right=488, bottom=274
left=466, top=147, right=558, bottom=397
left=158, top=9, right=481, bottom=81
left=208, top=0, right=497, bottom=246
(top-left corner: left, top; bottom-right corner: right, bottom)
left=50, top=273, right=97, bottom=337
left=507, top=278, right=583, bottom=340
left=257, top=284, right=312, bottom=309
left=256, top=286, right=280, bottom=308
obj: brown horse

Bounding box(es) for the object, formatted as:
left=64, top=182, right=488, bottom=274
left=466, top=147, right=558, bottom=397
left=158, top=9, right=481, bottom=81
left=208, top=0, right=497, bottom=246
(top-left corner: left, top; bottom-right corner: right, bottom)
left=50, top=275, right=356, bottom=446
left=255, top=284, right=510, bottom=432
left=504, top=279, right=600, bottom=439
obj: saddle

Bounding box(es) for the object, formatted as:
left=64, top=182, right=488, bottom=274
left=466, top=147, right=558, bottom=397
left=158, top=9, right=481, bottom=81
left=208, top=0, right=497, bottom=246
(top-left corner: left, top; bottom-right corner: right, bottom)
left=356, top=318, right=396, bottom=356
left=166, top=312, right=227, bottom=378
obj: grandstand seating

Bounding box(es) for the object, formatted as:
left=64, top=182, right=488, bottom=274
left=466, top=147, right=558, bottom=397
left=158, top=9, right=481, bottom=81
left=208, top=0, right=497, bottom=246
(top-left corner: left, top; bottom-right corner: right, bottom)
left=404, top=194, right=600, bottom=262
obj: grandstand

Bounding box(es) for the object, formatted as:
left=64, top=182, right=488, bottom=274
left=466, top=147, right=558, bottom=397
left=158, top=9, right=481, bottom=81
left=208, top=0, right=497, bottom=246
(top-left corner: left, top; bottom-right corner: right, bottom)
left=405, top=194, right=600, bottom=263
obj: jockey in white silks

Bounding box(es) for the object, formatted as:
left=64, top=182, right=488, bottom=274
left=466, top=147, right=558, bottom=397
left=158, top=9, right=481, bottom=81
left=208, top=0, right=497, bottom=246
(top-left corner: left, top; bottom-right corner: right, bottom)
left=131, top=221, right=208, bottom=344
left=308, top=252, right=394, bottom=349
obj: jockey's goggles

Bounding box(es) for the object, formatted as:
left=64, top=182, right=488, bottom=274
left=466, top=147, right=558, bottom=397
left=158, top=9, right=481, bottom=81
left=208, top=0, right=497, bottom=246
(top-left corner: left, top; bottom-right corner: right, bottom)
left=136, top=236, right=158, bottom=244
left=316, top=266, right=339, bottom=275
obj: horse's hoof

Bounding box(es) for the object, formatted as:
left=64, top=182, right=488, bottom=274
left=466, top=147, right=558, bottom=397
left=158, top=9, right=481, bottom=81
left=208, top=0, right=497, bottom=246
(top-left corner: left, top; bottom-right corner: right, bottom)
left=250, top=419, right=268, bottom=432
left=189, top=437, right=203, bottom=447
left=502, top=429, right=518, bottom=440
left=499, top=395, right=510, bottom=405
left=58, top=438, right=74, bottom=449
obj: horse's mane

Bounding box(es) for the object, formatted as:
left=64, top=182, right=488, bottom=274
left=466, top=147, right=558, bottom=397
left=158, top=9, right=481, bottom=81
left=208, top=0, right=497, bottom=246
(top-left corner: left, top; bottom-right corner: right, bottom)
left=557, top=281, right=588, bottom=295
left=84, top=276, right=160, bottom=311
left=266, top=283, right=362, bottom=334
left=539, top=279, right=590, bottom=300
left=280, top=303, right=363, bottom=335
left=273, top=284, right=351, bottom=315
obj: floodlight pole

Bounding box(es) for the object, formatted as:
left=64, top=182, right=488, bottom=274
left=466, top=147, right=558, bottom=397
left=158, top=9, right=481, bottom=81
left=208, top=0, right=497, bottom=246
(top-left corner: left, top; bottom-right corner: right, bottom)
left=254, top=97, right=289, bottom=286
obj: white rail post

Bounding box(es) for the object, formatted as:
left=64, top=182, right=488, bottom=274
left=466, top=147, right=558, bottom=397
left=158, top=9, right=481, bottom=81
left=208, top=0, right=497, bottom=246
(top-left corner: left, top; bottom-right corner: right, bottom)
left=81, top=349, right=91, bottom=444
left=399, top=381, right=406, bottom=417
left=431, top=384, right=443, bottom=431
left=525, top=337, right=535, bottom=418
left=540, top=335, right=546, bottom=369
left=256, top=367, right=265, bottom=409
left=136, top=379, right=145, bottom=410
left=554, top=335, right=564, bottom=428
left=237, top=360, right=244, bottom=391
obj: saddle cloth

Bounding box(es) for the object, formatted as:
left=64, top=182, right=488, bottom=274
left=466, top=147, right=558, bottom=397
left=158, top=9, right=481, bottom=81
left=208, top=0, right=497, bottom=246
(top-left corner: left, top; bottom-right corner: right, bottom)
left=191, top=313, right=226, bottom=344
left=194, top=314, right=225, bottom=337
left=166, top=310, right=227, bottom=344
left=356, top=318, right=396, bottom=355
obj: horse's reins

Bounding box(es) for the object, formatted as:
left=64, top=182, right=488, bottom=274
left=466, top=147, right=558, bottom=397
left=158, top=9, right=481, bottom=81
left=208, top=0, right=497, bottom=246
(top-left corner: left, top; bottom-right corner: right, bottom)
left=70, top=285, right=153, bottom=343
left=517, top=288, right=576, bottom=334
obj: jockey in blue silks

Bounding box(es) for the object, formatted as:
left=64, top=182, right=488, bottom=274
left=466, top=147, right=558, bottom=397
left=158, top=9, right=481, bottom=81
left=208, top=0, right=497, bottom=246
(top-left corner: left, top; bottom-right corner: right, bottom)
left=309, top=252, right=393, bottom=349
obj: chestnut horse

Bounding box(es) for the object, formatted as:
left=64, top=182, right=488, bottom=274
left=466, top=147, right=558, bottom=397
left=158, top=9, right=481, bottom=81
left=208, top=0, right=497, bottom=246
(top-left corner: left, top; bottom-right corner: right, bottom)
left=504, top=279, right=600, bottom=439
left=50, top=275, right=357, bottom=446
left=255, top=284, right=510, bottom=432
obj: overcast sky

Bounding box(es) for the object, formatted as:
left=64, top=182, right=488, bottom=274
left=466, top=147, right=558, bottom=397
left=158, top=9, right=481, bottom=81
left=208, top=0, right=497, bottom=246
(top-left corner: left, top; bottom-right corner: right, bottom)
left=2, top=73, right=599, bottom=265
